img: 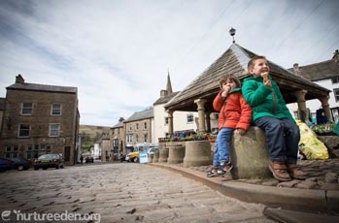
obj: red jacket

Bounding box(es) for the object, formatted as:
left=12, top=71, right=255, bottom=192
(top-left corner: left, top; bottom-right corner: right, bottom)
left=213, top=88, right=252, bottom=130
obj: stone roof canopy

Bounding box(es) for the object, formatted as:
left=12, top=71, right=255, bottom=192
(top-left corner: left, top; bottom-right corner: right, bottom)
left=165, top=44, right=330, bottom=112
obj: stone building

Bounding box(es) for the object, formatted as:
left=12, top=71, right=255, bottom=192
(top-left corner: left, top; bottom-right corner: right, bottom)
left=112, top=117, right=125, bottom=155
left=0, top=97, right=5, bottom=134
left=123, top=107, right=153, bottom=149
left=0, top=75, right=80, bottom=165
left=98, top=133, right=112, bottom=162
left=287, top=50, right=339, bottom=122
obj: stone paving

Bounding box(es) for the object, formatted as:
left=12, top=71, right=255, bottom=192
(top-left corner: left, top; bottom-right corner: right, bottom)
left=0, top=163, right=277, bottom=223
left=184, top=158, right=339, bottom=190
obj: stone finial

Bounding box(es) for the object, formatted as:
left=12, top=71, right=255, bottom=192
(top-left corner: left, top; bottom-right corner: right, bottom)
left=16, top=74, right=25, bottom=84
left=160, top=89, right=168, bottom=98
left=293, top=63, right=301, bottom=76
left=332, top=49, right=339, bottom=63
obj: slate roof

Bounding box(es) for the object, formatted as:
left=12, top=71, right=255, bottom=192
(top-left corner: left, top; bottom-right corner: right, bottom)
left=112, top=121, right=124, bottom=128
left=7, top=82, right=77, bottom=94
left=288, top=60, right=339, bottom=81
left=153, top=92, right=179, bottom=106
left=124, top=107, right=153, bottom=123
left=165, top=43, right=330, bottom=112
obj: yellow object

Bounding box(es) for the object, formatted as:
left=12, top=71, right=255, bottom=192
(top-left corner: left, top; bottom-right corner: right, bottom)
left=296, top=121, right=329, bottom=160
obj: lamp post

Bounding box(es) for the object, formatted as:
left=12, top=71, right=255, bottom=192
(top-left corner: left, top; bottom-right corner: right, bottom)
left=229, top=27, right=236, bottom=43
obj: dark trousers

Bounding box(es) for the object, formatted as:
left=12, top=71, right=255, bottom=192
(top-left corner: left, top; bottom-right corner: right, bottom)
left=254, top=117, right=300, bottom=164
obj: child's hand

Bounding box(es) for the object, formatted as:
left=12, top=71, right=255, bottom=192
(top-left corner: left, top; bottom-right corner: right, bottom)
left=235, top=128, right=246, bottom=135
left=221, top=84, right=231, bottom=97
left=261, top=72, right=271, bottom=88
left=261, top=71, right=269, bottom=82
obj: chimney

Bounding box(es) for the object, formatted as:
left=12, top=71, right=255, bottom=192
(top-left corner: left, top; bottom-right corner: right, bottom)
left=15, top=74, right=25, bottom=84
left=293, top=63, right=301, bottom=76
left=160, top=89, right=168, bottom=98
left=332, top=49, right=339, bottom=63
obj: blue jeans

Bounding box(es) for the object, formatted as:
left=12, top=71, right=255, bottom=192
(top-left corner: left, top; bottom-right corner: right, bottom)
left=254, top=117, right=300, bottom=164
left=213, top=128, right=234, bottom=167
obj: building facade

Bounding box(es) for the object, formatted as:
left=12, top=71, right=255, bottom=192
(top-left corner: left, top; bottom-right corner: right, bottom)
left=287, top=51, right=339, bottom=122
left=0, top=75, right=79, bottom=165
left=124, top=108, right=154, bottom=149
left=112, top=118, right=125, bottom=155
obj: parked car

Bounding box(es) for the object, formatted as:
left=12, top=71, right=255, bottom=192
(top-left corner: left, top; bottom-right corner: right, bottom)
left=126, top=151, right=139, bottom=162
left=0, top=158, right=14, bottom=171
left=33, top=154, right=64, bottom=170
left=85, top=156, right=94, bottom=163
left=147, top=146, right=159, bottom=155
left=119, top=153, right=127, bottom=162
left=7, top=157, right=31, bottom=171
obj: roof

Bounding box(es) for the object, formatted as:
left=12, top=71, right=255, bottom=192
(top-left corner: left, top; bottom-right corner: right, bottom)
left=288, top=60, right=339, bottom=81
left=165, top=43, right=330, bottom=112
left=153, top=91, right=179, bottom=106
left=7, top=82, right=77, bottom=94
left=124, top=107, right=153, bottom=123
left=112, top=121, right=124, bottom=128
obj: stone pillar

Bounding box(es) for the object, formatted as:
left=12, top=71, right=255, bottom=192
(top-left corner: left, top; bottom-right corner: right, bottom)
left=319, top=96, right=332, bottom=122
left=194, top=99, right=207, bottom=133
left=294, top=90, right=307, bottom=122
left=153, top=150, right=159, bottom=163
left=167, top=110, right=174, bottom=136
left=159, top=142, right=169, bottom=163
left=230, top=127, right=271, bottom=179
left=183, top=141, right=212, bottom=167
left=205, top=112, right=211, bottom=133
left=167, top=142, right=185, bottom=164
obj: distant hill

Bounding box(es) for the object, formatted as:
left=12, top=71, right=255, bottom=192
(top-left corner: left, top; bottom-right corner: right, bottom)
left=79, top=125, right=111, bottom=144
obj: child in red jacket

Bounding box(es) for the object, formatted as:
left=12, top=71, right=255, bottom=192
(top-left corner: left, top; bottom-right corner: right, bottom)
left=207, top=74, right=252, bottom=177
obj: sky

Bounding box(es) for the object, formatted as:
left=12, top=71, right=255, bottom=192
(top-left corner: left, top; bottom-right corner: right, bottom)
left=0, top=0, right=338, bottom=127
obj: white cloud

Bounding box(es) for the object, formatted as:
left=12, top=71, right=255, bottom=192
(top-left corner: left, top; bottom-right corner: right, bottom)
left=1, top=0, right=338, bottom=126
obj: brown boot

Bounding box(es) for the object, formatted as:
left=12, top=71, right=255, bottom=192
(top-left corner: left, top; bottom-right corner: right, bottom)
left=287, top=164, right=306, bottom=180
left=269, top=160, right=291, bottom=181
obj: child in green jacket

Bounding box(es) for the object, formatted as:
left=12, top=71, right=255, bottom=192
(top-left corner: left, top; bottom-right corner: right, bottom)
left=241, top=56, right=305, bottom=181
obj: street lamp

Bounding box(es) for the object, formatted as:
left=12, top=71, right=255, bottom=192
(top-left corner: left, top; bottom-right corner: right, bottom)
left=229, top=27, right=236, bottom=43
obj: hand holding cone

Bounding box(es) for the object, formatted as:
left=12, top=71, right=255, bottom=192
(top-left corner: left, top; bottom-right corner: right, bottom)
left=262, top=71, right=269, bottom=82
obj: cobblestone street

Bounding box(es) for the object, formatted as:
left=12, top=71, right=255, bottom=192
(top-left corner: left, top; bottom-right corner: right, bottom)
left=0, top=163, right=276, bottom=223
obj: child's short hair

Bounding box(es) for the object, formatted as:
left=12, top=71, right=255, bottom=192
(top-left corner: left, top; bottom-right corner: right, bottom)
left=219, top=74, right=241, bottom=89
left=247, top=55, right=267, bottom=70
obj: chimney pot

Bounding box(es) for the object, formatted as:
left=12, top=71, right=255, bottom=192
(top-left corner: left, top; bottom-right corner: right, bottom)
left=15, top=74, right=25, bottom=84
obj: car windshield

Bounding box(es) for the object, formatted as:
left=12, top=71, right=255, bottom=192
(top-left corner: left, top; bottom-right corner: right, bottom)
left=38, top=154, right=58, bottom=160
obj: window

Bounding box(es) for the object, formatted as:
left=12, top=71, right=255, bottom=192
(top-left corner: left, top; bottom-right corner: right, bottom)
left=26, top=145, right=39, bottom=159
left=144, top=133, right=147, bottom=142
left=332, top=77, right=339, bottom=84
left=334, top=88, right=339, bottom=102
left=51, top=104, right=62, bottom=115
left=164, top=117, right=168, bottom=125
left=18, top=124, right=30, bottom=137
left=136, top=123, right=139, bottom=129
left=49, top=124, right=60, bottom=137
left=187, top=113, right=194, bottom=123
left=4, top=145, right=18, bottom=158
left=135, top=134, right=139, bottom=143
left=126, top=134, right=133, bottom=143
left=21, top=103, right=33, bottom=115
left=144, top=122, right=147, bottom=129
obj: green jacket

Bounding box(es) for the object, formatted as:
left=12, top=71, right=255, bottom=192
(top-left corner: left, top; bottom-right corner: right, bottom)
left=241, top=76, right=294, bottom=122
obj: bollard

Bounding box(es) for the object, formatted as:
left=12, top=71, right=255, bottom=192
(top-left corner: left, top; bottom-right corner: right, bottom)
left=183, top=141, right=212, bottom=167
left=231, top=126, right=271, bottom=179
left=167, top=143, right=185, bottom=164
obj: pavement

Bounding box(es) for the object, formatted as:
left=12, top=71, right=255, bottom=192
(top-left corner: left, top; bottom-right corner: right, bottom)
left=149, top=158, right=339, bottom=223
